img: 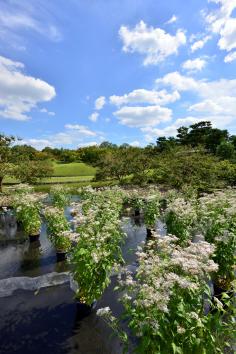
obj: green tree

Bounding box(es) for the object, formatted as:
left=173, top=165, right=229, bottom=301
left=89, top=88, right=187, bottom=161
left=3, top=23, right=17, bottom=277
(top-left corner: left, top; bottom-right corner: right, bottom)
left=14, top=160, right=53, bottom=184
left=216, top=141, right=235, bottom=160
left=0, top=133, right=17, bottom=192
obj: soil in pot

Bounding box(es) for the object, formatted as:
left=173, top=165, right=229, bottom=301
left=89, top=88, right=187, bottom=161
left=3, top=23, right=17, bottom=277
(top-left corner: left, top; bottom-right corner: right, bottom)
left=29, top=234, right=40, bottom=242
left=56, top=251, right=67, bottom=262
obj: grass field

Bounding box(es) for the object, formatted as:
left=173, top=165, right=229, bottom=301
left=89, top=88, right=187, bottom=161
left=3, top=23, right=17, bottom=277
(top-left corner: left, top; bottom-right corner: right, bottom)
left=4, top=162, right=96, bottom=185
left=52, top=162, right=96, bottom=177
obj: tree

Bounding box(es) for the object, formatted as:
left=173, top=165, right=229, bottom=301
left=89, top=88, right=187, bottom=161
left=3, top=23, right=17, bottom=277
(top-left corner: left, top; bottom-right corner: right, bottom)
left=0, top=133, right=17, bottom=192
left=14, top=160, right=53, bottom=184
left=153, top=146, right=223, bottom=192
left=216, top=141, right=235, bottom=160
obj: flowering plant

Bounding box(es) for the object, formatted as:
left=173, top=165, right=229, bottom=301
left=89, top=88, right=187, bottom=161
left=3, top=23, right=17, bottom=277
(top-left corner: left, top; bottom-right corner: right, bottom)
left=99, top=235, right=236, bottom=353
left=198, top=191, right=236, bottom=286
left=50, top=185, right=71, bottom=209
left=143, top=194, right=160, bottom=228
left=164, top=197, right=197, bottom=245
left=44, top=206, right=71, bottom=252
left=13, top=193, right=42, bottom=235
left=70, top=188, right=126, bottom=305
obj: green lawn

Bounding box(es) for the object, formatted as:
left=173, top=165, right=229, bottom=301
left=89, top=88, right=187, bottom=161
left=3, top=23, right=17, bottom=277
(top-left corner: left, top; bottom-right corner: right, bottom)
left=52, top=162, right=96, bottom=176
left=4, top=162, right=96, bottom=185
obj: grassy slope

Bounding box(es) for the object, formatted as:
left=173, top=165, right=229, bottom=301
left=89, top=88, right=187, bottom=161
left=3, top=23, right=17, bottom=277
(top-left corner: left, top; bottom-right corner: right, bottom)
left=52, top=162, right=96, bottom=176
left=4, top=162, right=96, bottom=184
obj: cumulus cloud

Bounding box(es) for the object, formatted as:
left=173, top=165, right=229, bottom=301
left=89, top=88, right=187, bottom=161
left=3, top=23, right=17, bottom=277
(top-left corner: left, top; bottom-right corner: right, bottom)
left=114, top=105, right=172, bottom=127
left=110, top=89, right=180, bottom=106
left=224, top=51, right=236, bottom=62
left=142, top=115, right=234, bottom=142
left=182, top=58, right=206, bottom=71
left=0, top=55, right=56, bottom=121
left=20, top=124, right=99, bottom=150
left=191, top=35, right=211, bottom=52
left=89, top=112, right=99, bottom=122
left=94, top=96, right=106, bottom=110
left=204, top=0, right=236, bottom=52
left=156, top=71, right=236, bottom=99
left=119, top=20, right=186, bottom=65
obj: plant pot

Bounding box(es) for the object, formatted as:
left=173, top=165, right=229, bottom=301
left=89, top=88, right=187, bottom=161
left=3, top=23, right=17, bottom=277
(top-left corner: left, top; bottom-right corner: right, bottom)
left=56, top=251, right=67, bottom=262
left=146, top=228, right=155, bottom=238
left=29, top=234, right=40, bottom=242
left=75, top=300, right=97, bottom=320
left=134, top=209, right=140, bottom=217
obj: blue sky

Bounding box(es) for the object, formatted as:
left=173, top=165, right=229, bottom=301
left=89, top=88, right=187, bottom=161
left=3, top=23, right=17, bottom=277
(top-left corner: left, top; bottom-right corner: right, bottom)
left=1, top=0, right=236, bottom=149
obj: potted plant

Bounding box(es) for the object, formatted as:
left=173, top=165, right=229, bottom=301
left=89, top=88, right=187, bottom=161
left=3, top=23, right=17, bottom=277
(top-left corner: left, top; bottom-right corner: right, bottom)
left=44, top=206, right=71, bottom=260
left=13, top=194, right=42, bottom=242
left=50, top=185, right=71, bottom=209
left=143, top=196, right=160, bottom=237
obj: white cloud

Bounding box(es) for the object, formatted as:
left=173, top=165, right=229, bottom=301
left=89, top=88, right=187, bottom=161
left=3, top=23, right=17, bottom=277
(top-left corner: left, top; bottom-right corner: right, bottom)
left=182, top=58, right=206, bottom=71
left=20, top=123, right=99, bottom=150
left=156, top=71, right=236, bottom=99
left=94, top=96, right=106, bottom=110
left=64, top=124, right=97, bottom=136
left=40, top=108, right=55, bottom=116
left=110, top=88, right=180, bottom=106
left=89, top=112, right=99, bottom=122
left=0, top=55, right=56, bottom=121
left=142, top=115, right=234, bottom=142
left=119, top=20, right=186, bottom=65
left=0, top=2, right=62, bottom=43
left=189, top=96, right=236, bottom=115
left=19, top=138, right=53, bottom=150
left=142, top=117, right=201, bottom=140
left=155, top=71, right=236, bottom=136
left=114, top=105, right=172, bottom=127
left=224, top=50, right=236, bottom=62
left=129, top=140, right=140, bottom=147
left=77, top=141, right=98, bottom=147
left=204, top=0, right=236, bottom=52
left=191, top=36, right=211, bottom=52
left=165, top=15, right=178, bottom=25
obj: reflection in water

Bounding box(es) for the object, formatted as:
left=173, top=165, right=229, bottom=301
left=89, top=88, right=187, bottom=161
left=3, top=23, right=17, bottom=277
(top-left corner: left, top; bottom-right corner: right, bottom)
left=21, top=240, right=42, bottom=271
left=0, top=211, right=17, bottom=239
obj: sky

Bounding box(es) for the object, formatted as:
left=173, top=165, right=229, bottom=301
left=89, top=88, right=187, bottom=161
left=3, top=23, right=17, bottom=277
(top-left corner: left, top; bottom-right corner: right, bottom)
left=1, top=0, right=236, bottom=149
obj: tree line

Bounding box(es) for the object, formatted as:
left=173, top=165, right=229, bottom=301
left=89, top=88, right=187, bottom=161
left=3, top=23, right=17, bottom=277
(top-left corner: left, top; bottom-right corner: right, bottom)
left=1, top=121, right=236, bottom=192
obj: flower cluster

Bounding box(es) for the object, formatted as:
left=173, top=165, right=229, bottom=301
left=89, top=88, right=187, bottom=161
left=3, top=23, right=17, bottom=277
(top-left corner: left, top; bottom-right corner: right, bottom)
left=70, top=187, right=126, bottom=305
left=112, top=235, right=223, bottom=353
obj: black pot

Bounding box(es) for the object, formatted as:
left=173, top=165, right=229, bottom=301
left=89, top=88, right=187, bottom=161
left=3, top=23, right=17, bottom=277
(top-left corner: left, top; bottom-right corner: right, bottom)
left=134, top=209, right=140, bottom=217
left=56, top=251, right=67, bottom=262
left=75, top=301, right=97, bottom=320
left=146, top=228, right=154, bottom=238
left=29, top=234, right=40, bottom=242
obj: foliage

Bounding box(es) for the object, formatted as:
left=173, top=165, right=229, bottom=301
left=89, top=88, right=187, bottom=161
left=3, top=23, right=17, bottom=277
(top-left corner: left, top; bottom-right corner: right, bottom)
left=198, top=191, right=236, bottom=286
left=50, top=185, right=71, bottom=209
left=13, top=193, right=44, bottom=235
left=14, top=160, right=53, bottom=184
left=70, top=188, right=126, bottom=305
left=99, top=235, right=235, bottom=354
left=143, top=195, right=160, bottom=228
left=164, top=197, right=198, bottom=245
left=44, top=206, right=71, bottom=252
left=153, top=146, right=223, bottom=192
